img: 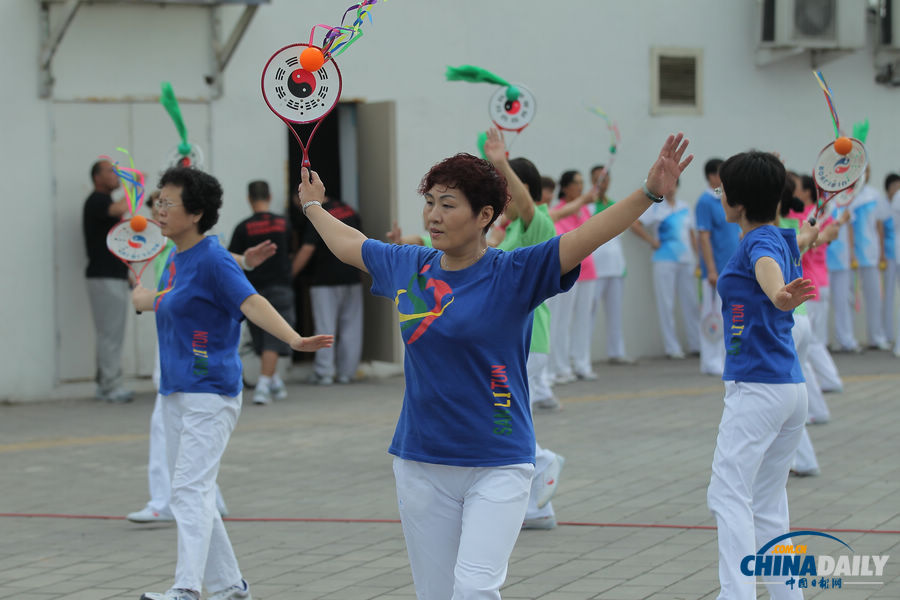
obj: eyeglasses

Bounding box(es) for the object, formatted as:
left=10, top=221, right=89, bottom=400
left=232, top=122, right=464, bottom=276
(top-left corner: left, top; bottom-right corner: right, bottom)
left=713, top=187, right=724, bottom=198
left=157, top=200, right=183, bottom=210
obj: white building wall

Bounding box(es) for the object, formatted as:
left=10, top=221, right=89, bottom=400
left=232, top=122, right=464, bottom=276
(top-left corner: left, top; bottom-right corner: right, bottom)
left=2, top=0, right=898, bottom=400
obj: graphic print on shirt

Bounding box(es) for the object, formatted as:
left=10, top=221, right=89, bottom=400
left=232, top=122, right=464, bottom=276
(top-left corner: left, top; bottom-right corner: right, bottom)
left=727, top=303, right=745, bottom=356
left=394, top=264, right=455, bottom=344
left=655, top=208, right=691, bottom=263
left=154, top=262, right=176, bottom=311
left=490, top=364, right=513, bottom=436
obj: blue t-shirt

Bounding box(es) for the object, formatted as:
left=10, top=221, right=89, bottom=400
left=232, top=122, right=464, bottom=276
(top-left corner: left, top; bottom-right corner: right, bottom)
left=156, top=236, right=257, bottom=397
left=361, top=236, right=579, bottom=467
left=639, top=200, right=694, bottom=264
left=717, top=226, right=804, bottom=384
left=695, top=189, right=740, bottom=278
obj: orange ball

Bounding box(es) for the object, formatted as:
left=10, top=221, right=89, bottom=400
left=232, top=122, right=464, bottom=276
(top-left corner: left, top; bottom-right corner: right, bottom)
left=834, top=136, right=853, bottom=156
left=131, top=214, right=148, bottom=232
left=300, top=47, right=325, bottom=72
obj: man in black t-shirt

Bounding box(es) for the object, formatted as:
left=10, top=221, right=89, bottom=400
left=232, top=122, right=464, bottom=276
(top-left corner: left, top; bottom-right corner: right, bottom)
left=292, top=196, right=364, bottom=385
left=83, top=159, right=133, bottom=403
left=229, top=180, right=295, bottom=405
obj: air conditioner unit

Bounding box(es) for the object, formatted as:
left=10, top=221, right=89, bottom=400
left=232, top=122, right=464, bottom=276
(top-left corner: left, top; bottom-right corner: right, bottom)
left=759, top=0, right=866, bottom=49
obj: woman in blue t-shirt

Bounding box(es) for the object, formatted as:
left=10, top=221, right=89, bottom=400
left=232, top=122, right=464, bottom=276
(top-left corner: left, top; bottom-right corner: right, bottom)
left=131, top=167, right=333, bottom=600
left=297, top=134, right=693, bottom=598
left=706, top=152, right=816, bottom=600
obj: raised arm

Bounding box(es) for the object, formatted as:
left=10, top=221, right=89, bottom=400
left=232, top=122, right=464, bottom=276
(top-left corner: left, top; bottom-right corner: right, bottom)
left=484, top=128, right=534, bottom=227
left=558, top=134, right=693, bottom=274
left=298, top=167, right=369, bottom=273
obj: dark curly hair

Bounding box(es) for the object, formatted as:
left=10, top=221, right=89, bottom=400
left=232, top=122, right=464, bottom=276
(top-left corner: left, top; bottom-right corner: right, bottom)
left=158, top=167, right=223, bottom=233
left=719, top=151, right=785, bottom=224
left=417, top=153, right=509, bottom=233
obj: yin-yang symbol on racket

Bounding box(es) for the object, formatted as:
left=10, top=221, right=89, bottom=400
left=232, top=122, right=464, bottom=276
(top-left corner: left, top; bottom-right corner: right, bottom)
left=261, top=44, right=343, bottom=124
left=488, top=83, right=536, bottom=131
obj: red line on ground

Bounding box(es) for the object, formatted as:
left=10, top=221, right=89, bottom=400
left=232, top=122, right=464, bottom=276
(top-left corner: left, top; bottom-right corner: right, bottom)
left=1, top=513, right=898, bottom=535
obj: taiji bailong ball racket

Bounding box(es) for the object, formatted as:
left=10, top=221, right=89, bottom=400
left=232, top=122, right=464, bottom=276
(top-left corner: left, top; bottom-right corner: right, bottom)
left=446, top=65, right=536, bottom=152
left=261, top=1, right=383, bottom=168
left=808, top=71, right=868, bottom=225
left=160, top=81, right=206, bottom=171
left=586, top=106, right=621, bottom=186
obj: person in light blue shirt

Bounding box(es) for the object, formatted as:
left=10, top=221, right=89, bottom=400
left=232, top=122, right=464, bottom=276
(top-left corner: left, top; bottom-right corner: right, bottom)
left=851, top=166, right=890, bottom=349
left=631, top=181, right=700, bottom=358
left=826, top=199, right=858, bottom=352
left=881, top=173, right=899, bottom=347
left=695, top=158, right=740, bottom=375
left=706, top=151, right=815, bottom=600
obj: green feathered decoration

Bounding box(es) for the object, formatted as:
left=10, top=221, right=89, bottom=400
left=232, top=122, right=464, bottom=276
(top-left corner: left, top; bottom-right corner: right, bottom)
left=852, top=119, right=869, bottom=144
left=476, top=131, right=488, bottom=159
left=160, top=82, right=192, bottom=156
left=445, top=65, right=520, bottom=101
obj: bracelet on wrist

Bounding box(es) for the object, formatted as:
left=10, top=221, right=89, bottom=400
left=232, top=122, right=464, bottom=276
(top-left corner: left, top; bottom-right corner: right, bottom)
left=642, top=180, right=665, bottom=203
left=302, top=200, right=322, bottom=216
left=240, top=255, right=254, bottom=271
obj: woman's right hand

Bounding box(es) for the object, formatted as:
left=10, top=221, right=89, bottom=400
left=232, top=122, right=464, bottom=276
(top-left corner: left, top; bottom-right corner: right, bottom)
left=298, top=167, right=326, bottom=206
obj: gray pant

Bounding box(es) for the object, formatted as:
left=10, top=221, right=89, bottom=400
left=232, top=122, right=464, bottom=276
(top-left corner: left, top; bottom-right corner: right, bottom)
left=86, top=277, right=129, bottom=396
left=310, top=284, right=363, bottom=379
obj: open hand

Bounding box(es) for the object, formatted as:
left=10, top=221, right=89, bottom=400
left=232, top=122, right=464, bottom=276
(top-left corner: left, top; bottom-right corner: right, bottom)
left=291, top=334, right=334, bottom=352
left=645, top=133, right=693, bottom=200
left=244, top=240, right=276, bottom=269
left=772, top=277, right=815, bottom=312
left=483, top=127, right=508, bottom=164
left=386, top=220, right=403, bottom=244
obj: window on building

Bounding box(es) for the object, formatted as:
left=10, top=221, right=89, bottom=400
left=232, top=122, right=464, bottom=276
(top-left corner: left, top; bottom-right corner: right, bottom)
left=650, top=47, right=703, bottom=116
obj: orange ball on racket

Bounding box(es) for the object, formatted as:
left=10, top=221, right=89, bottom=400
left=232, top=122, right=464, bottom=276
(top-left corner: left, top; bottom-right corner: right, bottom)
left=834, top=136, right=853, bottom=156
left=131, top=214, right=148, bottom=232
left=300, top=47, right=325, bottom=72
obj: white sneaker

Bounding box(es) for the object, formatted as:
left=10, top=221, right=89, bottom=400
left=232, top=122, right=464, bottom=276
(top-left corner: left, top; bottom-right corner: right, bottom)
left=522, top=514, right=557, bottom=530
left=533, top=397, right=562, bottom=411
left=208, top=579, right=251, bottom=600
left=336, top=375, right=352, bottom=384
left=269, top=379, right=288, bottom=400
left=140, top=589, right=198, bottom=600
left=306, top=373, right=334, bottom=386
left=552, top=373, right=577, bottom=385
left=575, top=371, right=598, bottom=381
left=534, top=454, right=565, bottom=508
left=127, top=506, right=174, bottom=523
left=252, top=384, right=272, bottom=405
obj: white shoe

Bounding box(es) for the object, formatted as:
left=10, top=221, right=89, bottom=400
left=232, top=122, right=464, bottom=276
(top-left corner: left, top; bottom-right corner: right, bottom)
left=208, top=579, right=251, bottom=600
left=127, top=507, right=174, bottom=523
left=522, top=514, right=557, bottom=530
left=336, top=375, right=352, bottom=384
left=306, top=373, right=334, bottom=386
left=253, top=384, right=272, bottom=405
left=534, top=454, right=565, bottom=508
left=667, top=352, right=686, bottom=360
left=533, top=397, right=562, bottom=411
left=269, top=379, right=288, bottom=400
left=140, top=589, right=198, bottom=600
left=575, top=371, right=598, bottom=381
left=552, top=373, right=577, bottom=385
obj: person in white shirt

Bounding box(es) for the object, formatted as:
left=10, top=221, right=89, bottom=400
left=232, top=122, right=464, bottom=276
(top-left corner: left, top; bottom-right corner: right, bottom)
left=851, top=167, right=890, bottom=350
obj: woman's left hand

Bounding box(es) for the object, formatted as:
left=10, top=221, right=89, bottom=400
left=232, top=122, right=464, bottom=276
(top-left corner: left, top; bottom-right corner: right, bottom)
left=772, top=277, right=816, bottom=311
left=645, top=133, right=693, bottom=200
left=244, top=240, right=277, bottom=269
left=291, top=334, right=334, bottom=352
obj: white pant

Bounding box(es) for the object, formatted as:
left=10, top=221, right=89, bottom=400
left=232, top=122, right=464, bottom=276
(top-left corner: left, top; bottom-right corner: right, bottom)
left=804, top=288, right=842, bottom=392
left=884, top=260, right=896, bottom=343
left=310, top=284, right=364, bottom=379
left=708, top=381, right=807, bottom=600
left=653, top=262, right=700, bottom=356
left=148, top=350, right=225, bottom=514
left=791, top=316, right=822, bottom=476
left=526, top=353, right=553, bottom=406
left=859, top=266, right=887, bottom=346
left=591, top=276, right=627, bottom=359
left=699, top=280, right=725, bottom=376
left=829, top=270, right=857, bottom=350
left=393, top=458, right=533, bottom=600
left=164, top=392, right=243, bottom=594
left=548, top=280, right=596, bottom=378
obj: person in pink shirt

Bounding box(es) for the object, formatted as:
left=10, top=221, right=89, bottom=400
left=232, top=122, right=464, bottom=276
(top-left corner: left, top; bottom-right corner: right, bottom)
left=547, top=170, right=598, bottom=384
left=790, top=173, right=845, bottom=398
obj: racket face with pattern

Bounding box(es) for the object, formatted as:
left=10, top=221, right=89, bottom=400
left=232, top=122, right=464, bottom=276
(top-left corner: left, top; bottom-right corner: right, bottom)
left=261, top=43, right=343, bottom=125
left=813, top=138, right=867, bottom=193
left=162, top=144, right=205, bottom=172
left=488, top=83, right=536, bottom=133
left=107, top=219, right=167, bottom=279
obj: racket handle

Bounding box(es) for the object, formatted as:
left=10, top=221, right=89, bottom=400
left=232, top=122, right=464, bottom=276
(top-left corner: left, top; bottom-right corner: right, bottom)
left=807, top=216, right=817, bottom=226
left=136, top=310, right=142, bottom=315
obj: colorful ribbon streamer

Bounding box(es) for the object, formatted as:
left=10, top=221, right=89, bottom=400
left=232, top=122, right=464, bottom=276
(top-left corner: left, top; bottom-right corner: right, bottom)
left=310, top=0, right=384, bottom=60
left=813, top=70, right=841, bottom=139
left=100, top=148, right=146, bottom=216
left=587, top=106, right=622, bottom=184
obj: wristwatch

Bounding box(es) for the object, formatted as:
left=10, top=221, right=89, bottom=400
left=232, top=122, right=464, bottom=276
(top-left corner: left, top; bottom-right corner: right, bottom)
left=642, top=180, right=665, bottom=203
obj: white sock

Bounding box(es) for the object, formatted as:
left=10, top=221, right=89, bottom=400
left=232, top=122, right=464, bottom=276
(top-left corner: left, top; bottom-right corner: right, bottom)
left=257, top=375, right=272, bottom=389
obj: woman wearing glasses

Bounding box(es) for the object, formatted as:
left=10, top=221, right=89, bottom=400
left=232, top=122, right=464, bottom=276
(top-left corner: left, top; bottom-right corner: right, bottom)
left=132, top=167, right=333, bottom=600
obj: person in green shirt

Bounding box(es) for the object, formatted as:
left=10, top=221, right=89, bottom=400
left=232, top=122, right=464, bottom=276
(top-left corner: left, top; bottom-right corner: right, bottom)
left=484, top=128, right=566, bottom=530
